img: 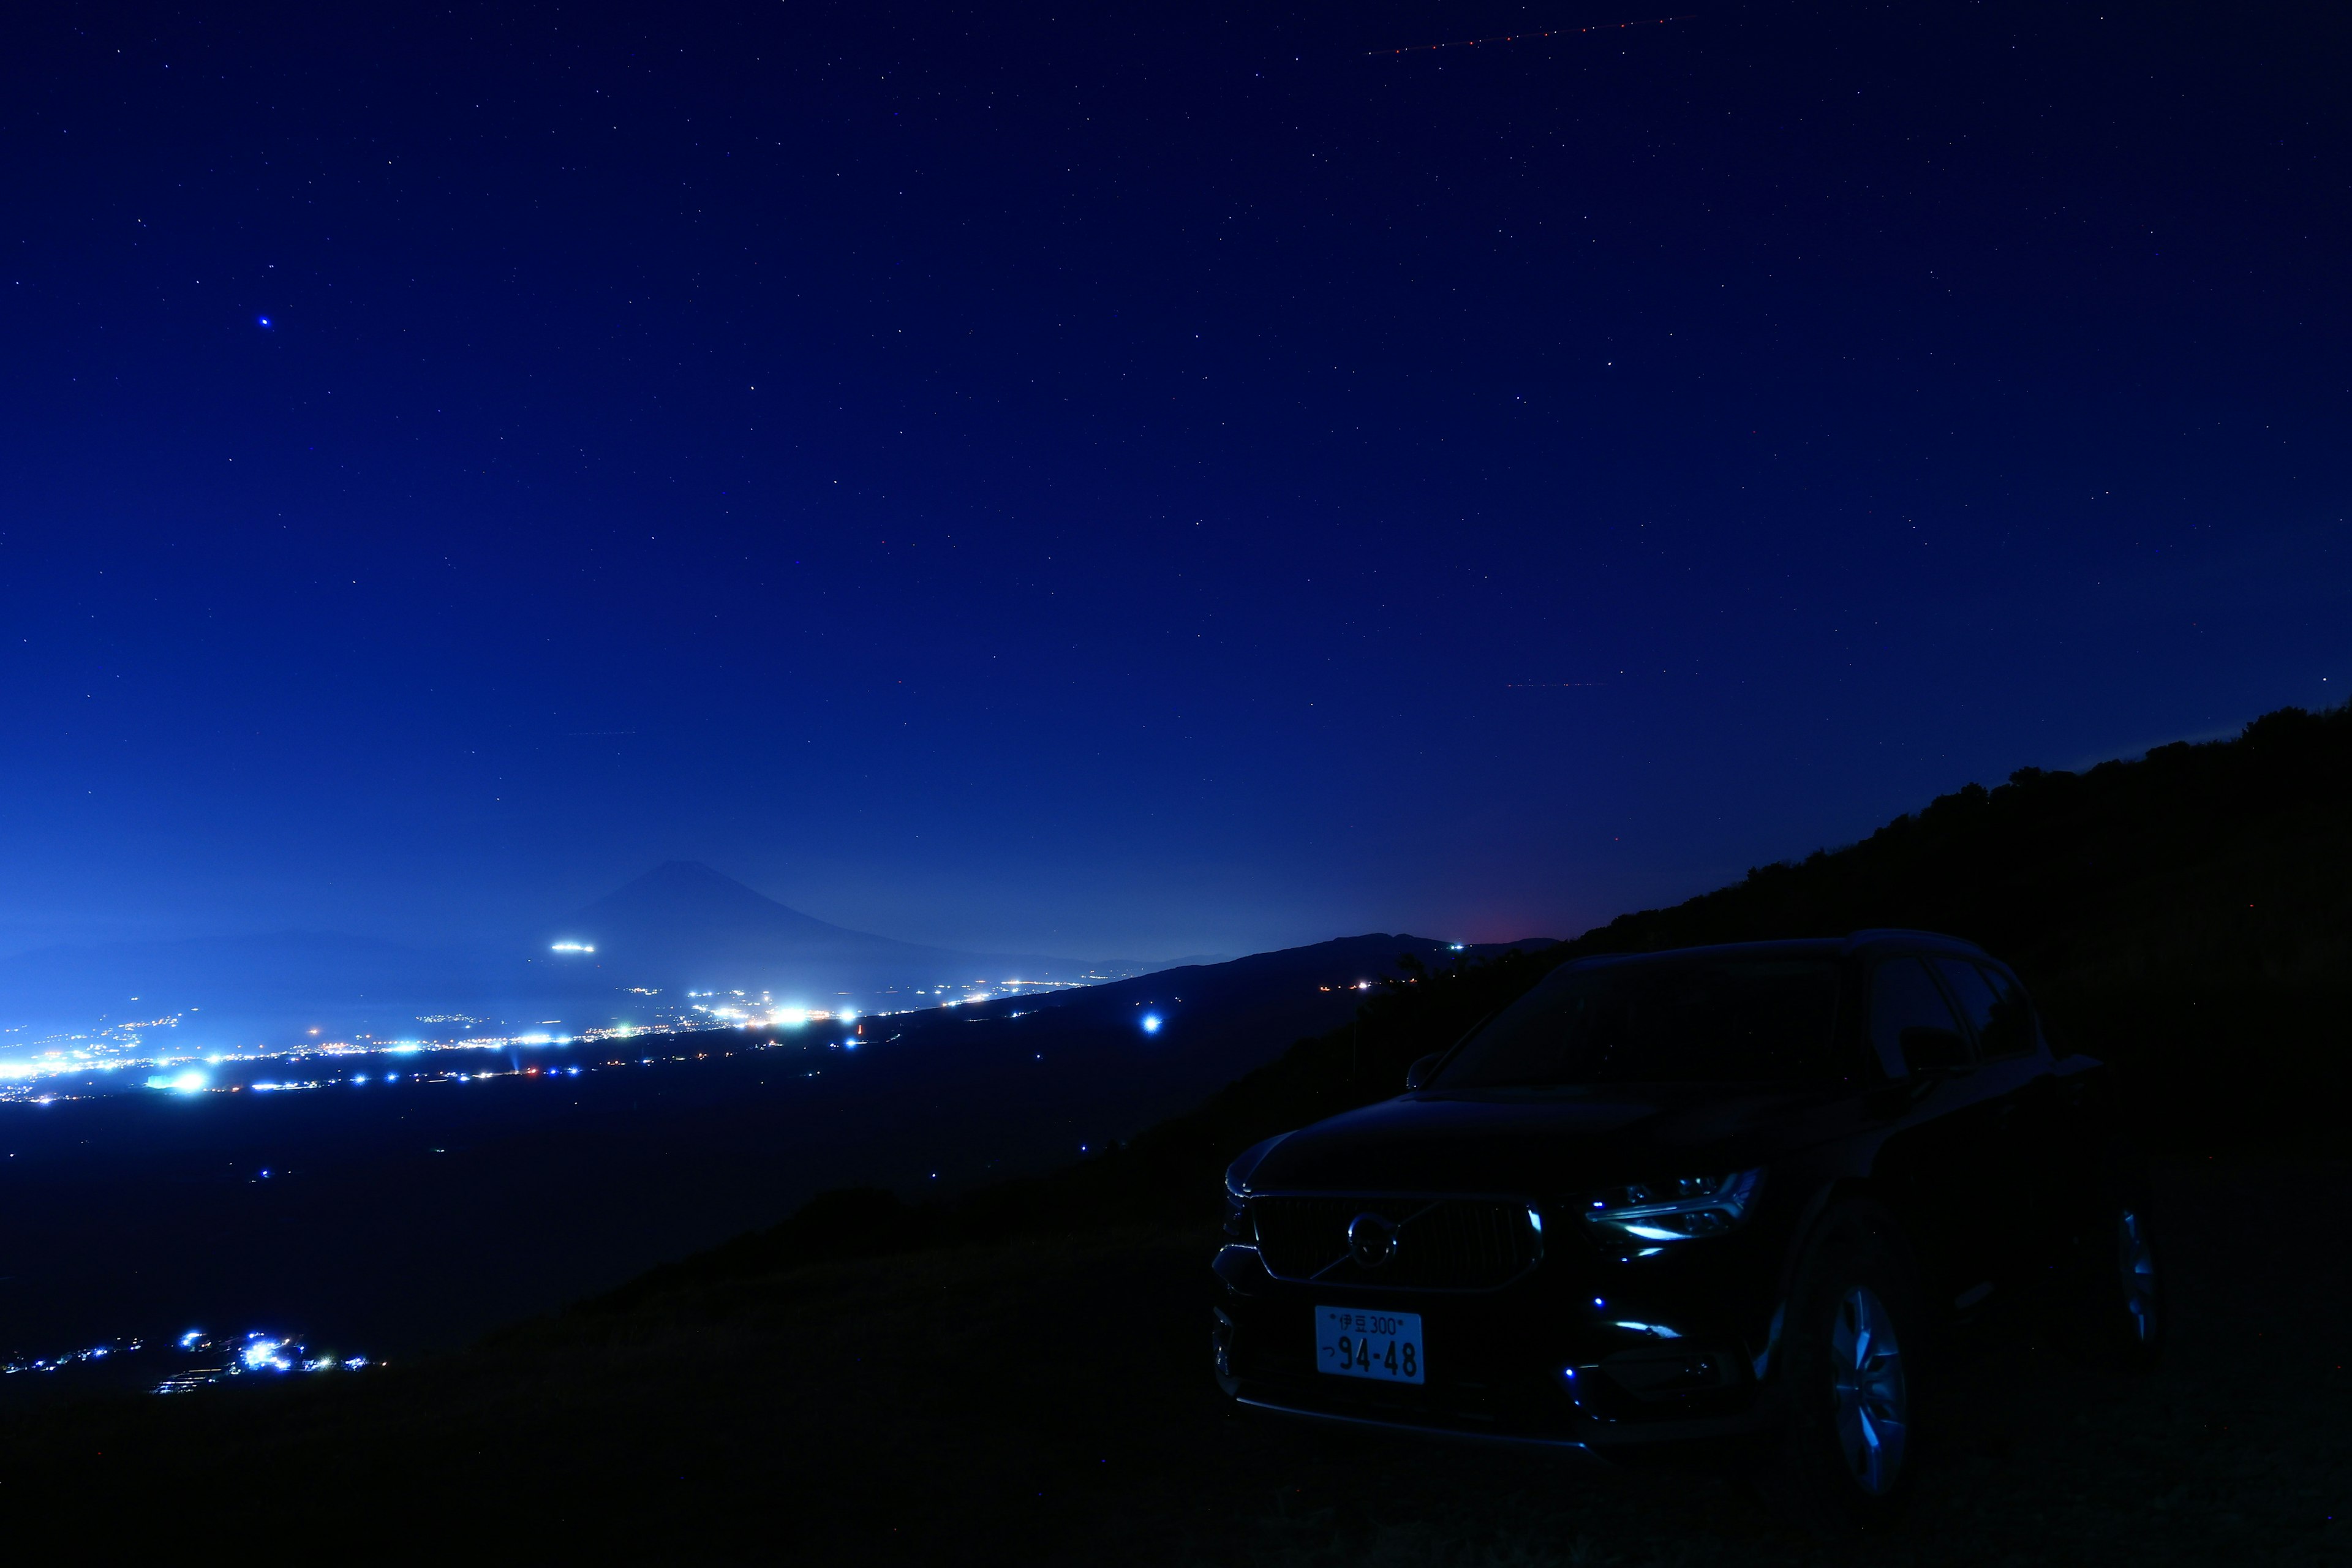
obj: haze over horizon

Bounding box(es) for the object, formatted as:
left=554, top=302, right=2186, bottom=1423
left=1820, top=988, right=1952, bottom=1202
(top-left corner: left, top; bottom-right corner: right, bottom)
left=5, top=2, right=2345, bottom=962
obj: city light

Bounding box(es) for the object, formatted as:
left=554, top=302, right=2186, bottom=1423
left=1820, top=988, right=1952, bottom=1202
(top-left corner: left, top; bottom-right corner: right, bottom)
left=0, top=973, right=993, bottom=1106
left=551, top=941, right=597, bottom=953
left=1140, top=1014, right=1163, bottom=1035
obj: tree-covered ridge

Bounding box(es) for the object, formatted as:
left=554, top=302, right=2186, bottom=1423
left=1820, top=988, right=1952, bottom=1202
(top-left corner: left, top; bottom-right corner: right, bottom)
left=1568, top=702, right=2352, bottom=1003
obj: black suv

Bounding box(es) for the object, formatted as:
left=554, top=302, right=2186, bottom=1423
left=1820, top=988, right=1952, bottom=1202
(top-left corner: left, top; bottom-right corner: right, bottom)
left=1211, top=932, right=2160, bottom=1526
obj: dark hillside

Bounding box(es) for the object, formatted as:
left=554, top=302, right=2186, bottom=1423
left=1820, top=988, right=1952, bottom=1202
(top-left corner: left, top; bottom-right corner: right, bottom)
left=9, top=1162, right=2346, bottom=1566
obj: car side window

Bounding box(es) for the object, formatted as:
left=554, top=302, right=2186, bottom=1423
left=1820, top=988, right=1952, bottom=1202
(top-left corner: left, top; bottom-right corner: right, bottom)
left=1959, top=961, right=2037, bottom=1060
left=1930, top=959, right=2005, bottom=1056
left=1928, top=959, right=2037, bottom=1059
left=1868, top=957, right=1969, bottom=1079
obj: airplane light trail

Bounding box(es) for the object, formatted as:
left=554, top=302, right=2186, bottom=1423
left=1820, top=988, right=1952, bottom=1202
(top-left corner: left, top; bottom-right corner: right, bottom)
left=1370, top=15, right=1693, bottom=57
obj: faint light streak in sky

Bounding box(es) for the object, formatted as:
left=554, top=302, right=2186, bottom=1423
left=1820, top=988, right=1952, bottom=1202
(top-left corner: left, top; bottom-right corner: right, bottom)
left=1369, top=14, right=1693, bottom=57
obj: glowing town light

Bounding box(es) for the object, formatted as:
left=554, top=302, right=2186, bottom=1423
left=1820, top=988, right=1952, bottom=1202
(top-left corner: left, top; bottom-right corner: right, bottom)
left=1140, top=1014, right=1163, bottom=1035
left=772, top=1008, right=808, bottom=1027
left=145, top=1070, right=209, bottom=1093
left=839, top=1008, right=858, bottom=1025
left=550, top=941, right=597, bottom=954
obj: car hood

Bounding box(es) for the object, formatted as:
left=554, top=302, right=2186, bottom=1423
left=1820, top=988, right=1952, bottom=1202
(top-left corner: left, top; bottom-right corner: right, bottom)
left=1234, top=1084, right=1853, bottom=1196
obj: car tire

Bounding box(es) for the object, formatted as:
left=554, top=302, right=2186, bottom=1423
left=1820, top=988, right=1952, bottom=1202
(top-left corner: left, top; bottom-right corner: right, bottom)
left=2064, top=1180, right=2165, bottom=1372
left=1758, top=1202, right=1924, bottom=1536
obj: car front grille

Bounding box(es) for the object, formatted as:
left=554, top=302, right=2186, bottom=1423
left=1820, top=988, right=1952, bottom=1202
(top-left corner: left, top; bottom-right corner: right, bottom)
left=1250, top=1194, right=1543, bottom=1291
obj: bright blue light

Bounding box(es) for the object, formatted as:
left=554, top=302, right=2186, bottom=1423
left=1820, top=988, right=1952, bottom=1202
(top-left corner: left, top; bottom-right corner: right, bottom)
left=257, top=315, right=273, bottom=328
left=1611, top=1319, right=1682, bottom=1339
left=1140, top=1014, right=1163, bottom=1035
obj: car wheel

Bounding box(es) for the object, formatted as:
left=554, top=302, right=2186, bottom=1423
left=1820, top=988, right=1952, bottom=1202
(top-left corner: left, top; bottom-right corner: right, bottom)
left=1759, top=1203, right=1923, bottom=1534
left=2067, top=1188, right=2164, bottom=1371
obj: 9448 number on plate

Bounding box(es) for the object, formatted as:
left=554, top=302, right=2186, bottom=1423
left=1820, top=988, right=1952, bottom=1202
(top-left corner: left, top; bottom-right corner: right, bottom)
left=1316, top=1306, right=1424, bottom=1384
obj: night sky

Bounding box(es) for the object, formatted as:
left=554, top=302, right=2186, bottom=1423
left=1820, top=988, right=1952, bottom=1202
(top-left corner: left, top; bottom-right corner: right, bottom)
left=4, top=2, right=2345, bottom=961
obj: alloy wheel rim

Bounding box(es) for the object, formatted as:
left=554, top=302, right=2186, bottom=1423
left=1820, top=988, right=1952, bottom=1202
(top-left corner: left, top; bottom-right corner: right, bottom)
left=1829, top=1284, right=1908, bottom=1496
left=2118, top=1209, right=2158, bottom=1343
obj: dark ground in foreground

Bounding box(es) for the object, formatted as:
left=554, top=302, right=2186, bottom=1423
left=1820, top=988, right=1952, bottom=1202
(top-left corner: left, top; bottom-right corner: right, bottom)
left=4, top=1159, right=2346, bottom=1565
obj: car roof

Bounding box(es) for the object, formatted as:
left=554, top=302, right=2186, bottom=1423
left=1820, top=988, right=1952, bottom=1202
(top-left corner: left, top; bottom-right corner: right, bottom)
left=1559, top=929, right=1990, bottom=971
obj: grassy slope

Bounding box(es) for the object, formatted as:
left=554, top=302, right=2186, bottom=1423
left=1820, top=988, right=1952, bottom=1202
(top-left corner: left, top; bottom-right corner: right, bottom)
left=9, top=1161, right=2346, bottom=1565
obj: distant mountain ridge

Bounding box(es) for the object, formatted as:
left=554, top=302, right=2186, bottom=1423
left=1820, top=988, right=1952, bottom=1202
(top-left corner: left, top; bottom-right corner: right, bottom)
left=568, top=862, right=900, bottom=951
left=546, top=861, right=1167, bottom=991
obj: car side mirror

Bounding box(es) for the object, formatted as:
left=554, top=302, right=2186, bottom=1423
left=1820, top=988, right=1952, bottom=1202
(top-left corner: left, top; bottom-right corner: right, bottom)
left=1898, top=1025, right=1970, bottom=1079
left=1405, top=1052, right=1444, bottom=1091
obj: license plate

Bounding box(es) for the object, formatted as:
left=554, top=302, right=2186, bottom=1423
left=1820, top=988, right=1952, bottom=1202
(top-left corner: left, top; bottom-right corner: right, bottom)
left=1315, top=1305, right=1424, bottom=1384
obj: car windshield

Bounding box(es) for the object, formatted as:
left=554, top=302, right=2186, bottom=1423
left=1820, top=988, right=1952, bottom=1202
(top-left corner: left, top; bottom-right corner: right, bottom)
left=1433, top=956, right=1844, bottom=1088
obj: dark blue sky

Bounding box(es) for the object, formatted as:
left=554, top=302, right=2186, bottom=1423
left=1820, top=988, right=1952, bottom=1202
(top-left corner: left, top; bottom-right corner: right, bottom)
left=4, top=1, right=2345, bottom=959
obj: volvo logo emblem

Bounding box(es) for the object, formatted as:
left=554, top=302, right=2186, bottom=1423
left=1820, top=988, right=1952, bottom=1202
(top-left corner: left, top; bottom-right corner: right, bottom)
left=1347, top=1211, right=1398, bottom=1268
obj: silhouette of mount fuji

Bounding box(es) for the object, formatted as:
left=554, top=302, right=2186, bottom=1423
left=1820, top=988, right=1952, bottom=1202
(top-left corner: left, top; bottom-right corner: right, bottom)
left=540, top=861, right=1172, bottom=994
left=0, top=862, right=1208, bottom=1048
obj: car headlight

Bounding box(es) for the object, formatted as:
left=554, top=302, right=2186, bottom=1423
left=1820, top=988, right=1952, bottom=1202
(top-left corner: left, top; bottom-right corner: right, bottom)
left=1222, top=1189, right=1253, bottom=1241
left=1579, top=1169, right=1764, bottom=1243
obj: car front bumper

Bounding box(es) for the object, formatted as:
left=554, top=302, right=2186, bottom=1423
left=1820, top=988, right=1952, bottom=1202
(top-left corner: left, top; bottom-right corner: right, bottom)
left=1212, top=1242, right=1787, bottom=1453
